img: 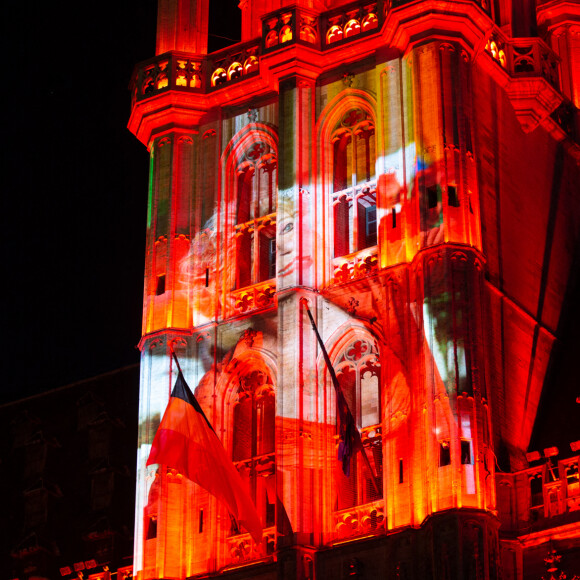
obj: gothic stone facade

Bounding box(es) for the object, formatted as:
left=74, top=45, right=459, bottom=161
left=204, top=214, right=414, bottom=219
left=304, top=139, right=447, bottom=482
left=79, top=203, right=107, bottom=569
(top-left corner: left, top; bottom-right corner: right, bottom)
left=128, top=0, right=580, bottom=578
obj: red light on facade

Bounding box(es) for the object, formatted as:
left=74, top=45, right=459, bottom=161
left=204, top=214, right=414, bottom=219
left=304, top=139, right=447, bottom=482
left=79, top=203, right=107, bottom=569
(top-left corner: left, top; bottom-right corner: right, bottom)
left=130, top=1, right=580, bottom=578
left=60, top=568, right=72, bottom=577
left=85, top=559, right=97, bottom=568
left=73, top=561, right=85, bottom=571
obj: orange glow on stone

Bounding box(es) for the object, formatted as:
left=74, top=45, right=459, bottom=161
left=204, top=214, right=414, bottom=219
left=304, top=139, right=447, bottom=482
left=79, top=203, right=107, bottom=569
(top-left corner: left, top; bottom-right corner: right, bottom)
left=129, top=1, right=580, bottom=578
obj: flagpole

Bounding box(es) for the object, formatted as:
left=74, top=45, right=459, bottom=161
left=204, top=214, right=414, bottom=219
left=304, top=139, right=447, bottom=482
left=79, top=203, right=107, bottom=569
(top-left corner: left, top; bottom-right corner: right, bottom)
left=170, top=346, right=183, bottom=375
left=148, top=349, right=263, bottom=543
left=300, top=298, right=380, bottom=496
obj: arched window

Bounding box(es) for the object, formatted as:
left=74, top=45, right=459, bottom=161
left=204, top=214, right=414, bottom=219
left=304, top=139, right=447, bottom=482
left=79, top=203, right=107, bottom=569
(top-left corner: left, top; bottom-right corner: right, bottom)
left=331, top=109, right=376, bottom=257
left=234, top=142, right=277, bottom=289
left=231, top=368, right=276, bottom=530
left=333, top=337, right=382, bottom=510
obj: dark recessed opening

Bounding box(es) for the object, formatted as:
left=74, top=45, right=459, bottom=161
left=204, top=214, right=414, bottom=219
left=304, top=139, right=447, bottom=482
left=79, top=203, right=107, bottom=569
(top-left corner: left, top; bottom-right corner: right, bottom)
left=427, top=185, right=439, bottom=209
left=156, top=274, right=166, bottom=296
left=461, top=440, right=472, bottom=464
left=439, top=441, right=451, bottom=466
left=147, top=516, right=157, bottom=539
left=448, top=185, right=460, bottom=207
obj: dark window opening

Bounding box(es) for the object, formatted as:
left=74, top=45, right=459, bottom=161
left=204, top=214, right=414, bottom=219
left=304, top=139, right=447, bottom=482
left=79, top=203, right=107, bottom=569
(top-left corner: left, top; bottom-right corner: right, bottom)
left=399, top=458, right=404, bottom=483
left=234, top=146, right=277, bottom=289
left=365, top=205, right=377, bottom=246
left=357, top=195, right=377, bottom=250
left=198, top=509, right=204, bottom=533
left=236, top=232, right=253, bottom=289
left=439, top=440, right=451, bottom=466
left=334, top=197, right=351, bottom=257
left=266, top=496, right=275, bottom=527
left=427, top=185, right=439, bottom=209
left=258, top=228, right=276, bottom=282
left=147, top=516, right=157, bottom=539
left=333, top=134, right=351, bottom=193
left=331, top=112, right=376, bottom=258
left=269, top=237, right=277, bottom=279
left=237, top=168, right=253, bottom=223
left=205, top=268, right=209, bottom=287
left=448, top=185, right=459, bottom=207
left=334, top=341, right=382, bottom=510
left=156, top=275, right=166, bottom=296
left=357, top=128, right=376, bottom=183
left=461, top=440, right=472, bottom=465
left=232, top=371, right=275, bottom=531
left=392, top=207, right=397, bottom=229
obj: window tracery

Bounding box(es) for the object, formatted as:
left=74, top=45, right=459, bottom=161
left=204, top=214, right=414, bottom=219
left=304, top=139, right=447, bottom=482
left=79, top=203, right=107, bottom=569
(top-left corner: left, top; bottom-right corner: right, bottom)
left=331, top=109, right=377, bottom=258
left=333, top=337, right=382, bottom=511
left=234, top=142, right=278, bottom=289
left=231, top=368, right=276, bottom=531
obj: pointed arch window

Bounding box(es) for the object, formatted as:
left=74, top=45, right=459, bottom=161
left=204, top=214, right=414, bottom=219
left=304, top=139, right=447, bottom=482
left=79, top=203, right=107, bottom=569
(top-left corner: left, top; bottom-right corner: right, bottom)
left=231, top=369, right=276, bottom=530
left=331, top=110, right=376, bottom=258
left=333, top=337, right=382, bottom=510
left=234, top=142, right=277, bottom=289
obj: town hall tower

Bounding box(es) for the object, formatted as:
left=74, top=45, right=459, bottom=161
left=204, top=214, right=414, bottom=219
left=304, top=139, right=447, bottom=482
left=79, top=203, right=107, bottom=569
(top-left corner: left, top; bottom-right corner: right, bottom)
left=129, top=0, right=580, bottom=578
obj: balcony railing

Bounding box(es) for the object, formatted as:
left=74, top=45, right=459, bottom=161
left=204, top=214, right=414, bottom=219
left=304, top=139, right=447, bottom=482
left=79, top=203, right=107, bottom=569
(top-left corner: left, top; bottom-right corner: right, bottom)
left=207, top=40, right=261, bottom=90
left=131, top=52, right=204, bottom=106
left=229, top=280, right=276, bottom=317
left=485, top=34, right=560, bottom=91
left=334, top=499, right=385, bottom=540
left=226, top=526, right=275, bottom=566
left=261, top=1, right=383, bottom=53
left=332, top=248, right=379, bottom=286
left=320, top=0, right=382, bottom=49
left=131, top=40, right=262, bottom=104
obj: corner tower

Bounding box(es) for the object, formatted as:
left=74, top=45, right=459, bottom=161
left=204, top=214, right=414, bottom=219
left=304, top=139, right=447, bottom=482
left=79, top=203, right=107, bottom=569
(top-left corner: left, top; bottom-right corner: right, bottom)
left=129, top=0, right=580, bottom=578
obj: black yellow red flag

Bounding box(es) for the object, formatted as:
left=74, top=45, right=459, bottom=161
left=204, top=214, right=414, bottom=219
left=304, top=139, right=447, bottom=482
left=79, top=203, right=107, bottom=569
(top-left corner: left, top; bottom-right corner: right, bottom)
left=146, top=370, right=263, bottom=544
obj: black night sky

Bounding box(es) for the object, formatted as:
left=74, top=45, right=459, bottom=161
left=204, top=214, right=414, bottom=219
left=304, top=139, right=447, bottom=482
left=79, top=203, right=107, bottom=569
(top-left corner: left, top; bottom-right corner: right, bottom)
left=2, top=1, right=578, bottom=451
left=3, top=0, right=240, bottom=404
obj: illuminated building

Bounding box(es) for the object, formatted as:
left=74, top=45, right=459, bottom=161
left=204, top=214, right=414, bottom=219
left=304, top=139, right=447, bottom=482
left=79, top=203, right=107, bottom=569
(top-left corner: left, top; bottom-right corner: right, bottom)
left=128, top=0, right=580, bottom=578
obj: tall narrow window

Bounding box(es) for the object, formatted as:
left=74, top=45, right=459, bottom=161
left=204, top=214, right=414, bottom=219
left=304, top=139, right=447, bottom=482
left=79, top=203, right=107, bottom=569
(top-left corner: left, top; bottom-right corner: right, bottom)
left=156, top=274, right=166, bottom=295
left=461, top=440, right=472, bottom=464
left=447, top=184, right=459, bottom=207
left=439, top=440, right=451, bottom=466
left=231, top=369, right=276, bottom=529
left=234, top=143, right=277, bottom=288
left=357, top=191, right=377, bottom=249
left=146, top=516, right=157, bottom=539
left=330, top=110, right=376, bottom=258
left=333, top=337, right=382, bottom=511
